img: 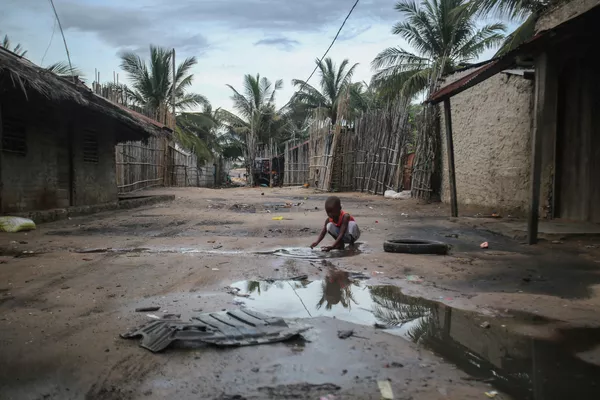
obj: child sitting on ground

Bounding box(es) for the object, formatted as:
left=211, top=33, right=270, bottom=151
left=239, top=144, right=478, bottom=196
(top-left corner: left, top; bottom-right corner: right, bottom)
left=310, top=196, right=360, bottom=252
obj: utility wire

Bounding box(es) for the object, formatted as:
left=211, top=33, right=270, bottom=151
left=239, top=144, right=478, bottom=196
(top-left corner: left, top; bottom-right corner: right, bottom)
left=41, top=18, right=57, bottom=66
left=279, top=0, right=360, bottom=111
left=47, top=0, right=75, bottom=79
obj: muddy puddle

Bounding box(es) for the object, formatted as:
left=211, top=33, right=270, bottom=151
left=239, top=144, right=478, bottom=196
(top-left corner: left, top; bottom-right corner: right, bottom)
left=258, top=246, right=362, bottom=259
left=228, top=271, right=600, bottom=400
left=74, top=246, right=361, bottom=259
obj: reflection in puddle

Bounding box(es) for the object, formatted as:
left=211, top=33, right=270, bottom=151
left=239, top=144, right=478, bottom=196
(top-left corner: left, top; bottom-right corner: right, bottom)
left=232, top=270, right=600, bottom=400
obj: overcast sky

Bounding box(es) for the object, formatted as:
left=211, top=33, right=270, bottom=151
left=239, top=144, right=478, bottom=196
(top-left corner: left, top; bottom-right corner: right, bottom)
left=2, top=0, right=508, bottom=112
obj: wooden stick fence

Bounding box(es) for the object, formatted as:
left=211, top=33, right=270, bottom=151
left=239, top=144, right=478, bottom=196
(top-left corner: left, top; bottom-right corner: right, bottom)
left=308, top=99, right=411, bottom=194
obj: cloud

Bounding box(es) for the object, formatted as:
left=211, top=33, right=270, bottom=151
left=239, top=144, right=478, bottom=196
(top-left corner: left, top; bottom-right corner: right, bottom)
left=169, top=0, right=399, bottom=31
left=338, top=25, right=373, bottom=41
left=254, top=37, right=300, bottom=51
left=49, top=0, right=210, bottom=55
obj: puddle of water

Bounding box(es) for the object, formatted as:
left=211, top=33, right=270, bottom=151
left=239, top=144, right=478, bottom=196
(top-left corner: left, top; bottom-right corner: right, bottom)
left=75, top=246, right=361, bottom=259
left=231, top=271, right=600, bottom=400
left=257, top=246, right=362, bottom=259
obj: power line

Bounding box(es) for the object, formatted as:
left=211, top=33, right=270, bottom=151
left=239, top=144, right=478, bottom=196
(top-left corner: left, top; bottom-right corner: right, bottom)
left=280, top=0, right=360, bottom=110
left=41, top=18, right=57, bottom=66
left=47, top=0, right=75, bottom=79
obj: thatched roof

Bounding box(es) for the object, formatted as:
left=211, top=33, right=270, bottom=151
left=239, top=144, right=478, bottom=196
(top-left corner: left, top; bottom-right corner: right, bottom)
left=0, top=47, right=170, bottom=142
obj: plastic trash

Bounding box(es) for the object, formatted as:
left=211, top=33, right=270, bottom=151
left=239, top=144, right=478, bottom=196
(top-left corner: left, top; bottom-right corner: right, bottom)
left=272, top=216, right=284, bottom=220
left=480, top=242, right=489, bottom=249
left=378, top=380, right=394, bottom=399
left=384, top=190, right=411, bottom=200
left=0, top=217, right=36, bottom=233
left=484, top=391, right=498, bottom=398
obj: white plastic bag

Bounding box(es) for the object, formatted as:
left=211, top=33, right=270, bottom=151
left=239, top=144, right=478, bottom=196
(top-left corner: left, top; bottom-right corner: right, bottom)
left=0, top=217, right=36, bottom=233
left=384, top=190, right=411, bottom=200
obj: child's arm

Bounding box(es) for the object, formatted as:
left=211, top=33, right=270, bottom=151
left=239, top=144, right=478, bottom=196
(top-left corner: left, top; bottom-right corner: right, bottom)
left=322, top=214, right=351, bottom=252
left=310, top=219, right=329, bottom=248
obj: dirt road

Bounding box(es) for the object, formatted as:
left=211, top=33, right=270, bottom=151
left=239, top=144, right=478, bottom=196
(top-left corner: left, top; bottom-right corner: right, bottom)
left=1, top=187, right=599, bottom=399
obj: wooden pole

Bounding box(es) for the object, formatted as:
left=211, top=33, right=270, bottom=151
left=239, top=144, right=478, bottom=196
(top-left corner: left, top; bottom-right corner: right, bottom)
left=528, top=52, right=551, bottom=245
left=172, top=49, right=176, bottom=129
left=443, top=99, right=458, bottom=217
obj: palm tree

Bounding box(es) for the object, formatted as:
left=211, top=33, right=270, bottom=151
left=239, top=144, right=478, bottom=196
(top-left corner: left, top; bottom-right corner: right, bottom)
left=473, top=0, right=556, bottom=56
left=120, top=45, right=207, bottom=123
left=292, top=57, right=358, bottom=126
left=371, top=0, right=506, bottom=99
left=1, top=34, right=27, bottom=57
left=220, top=74, right=285, bottom=183
left=175, top=103, right=224, bottom=163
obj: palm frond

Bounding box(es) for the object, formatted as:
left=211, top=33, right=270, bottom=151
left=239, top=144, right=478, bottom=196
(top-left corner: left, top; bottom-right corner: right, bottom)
left=45, top=61, right=83, bottom=77
left=494, top=11, right=537, bottom=56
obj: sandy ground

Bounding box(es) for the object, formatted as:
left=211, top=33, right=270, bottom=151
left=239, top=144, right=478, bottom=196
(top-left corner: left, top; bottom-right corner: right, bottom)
left=1, top=186, right=599, bottom=400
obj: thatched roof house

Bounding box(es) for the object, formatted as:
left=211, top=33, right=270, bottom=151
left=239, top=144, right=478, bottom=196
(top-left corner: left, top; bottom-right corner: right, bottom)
left=0, top=47, right=168, bottom=212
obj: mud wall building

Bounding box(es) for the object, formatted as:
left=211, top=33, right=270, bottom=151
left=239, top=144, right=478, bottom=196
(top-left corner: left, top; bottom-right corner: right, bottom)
left=430, top=2, right=600, bottom=242
left=0, top=48, right=168, bottom=213
left=439, top=69, right=533, bottom=214
left=437, top=1, right=600, bottom=222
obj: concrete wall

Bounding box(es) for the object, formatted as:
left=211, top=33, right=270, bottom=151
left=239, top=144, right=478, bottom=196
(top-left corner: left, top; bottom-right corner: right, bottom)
left=536, top=0, right=600, bottom=32
left=1, top=102, right=71, bottom=212
left=73, top=112, right=118, bottom=206
left=1, top=99, right=119, bottom=212
left=440, top=71, right=534, bottom=214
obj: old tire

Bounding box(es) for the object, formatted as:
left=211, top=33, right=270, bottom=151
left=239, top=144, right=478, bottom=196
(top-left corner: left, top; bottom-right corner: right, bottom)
left=383, top=239, right=449, bottom=255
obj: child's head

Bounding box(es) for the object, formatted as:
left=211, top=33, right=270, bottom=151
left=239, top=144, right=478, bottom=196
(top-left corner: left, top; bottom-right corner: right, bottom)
left=325, top=196, right=342, bottom=220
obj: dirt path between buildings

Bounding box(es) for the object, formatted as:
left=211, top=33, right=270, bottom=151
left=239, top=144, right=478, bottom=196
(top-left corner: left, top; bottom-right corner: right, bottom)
left=1, top=186, right=599, bottom=399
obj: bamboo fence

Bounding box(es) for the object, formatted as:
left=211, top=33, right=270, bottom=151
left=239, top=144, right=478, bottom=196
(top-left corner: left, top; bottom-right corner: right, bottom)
left=283, top=139, right=310, bottom=186
left=307, top=99, right=412, bottom=194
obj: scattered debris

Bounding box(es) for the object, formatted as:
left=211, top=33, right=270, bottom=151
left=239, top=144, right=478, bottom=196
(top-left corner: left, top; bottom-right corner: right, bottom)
left=162, top=313, right=181, bottom=319
left=405, top=275, right=424, bottom=283
left=480, top=321, right=491, bottom=329
left=484, top=391, right=498, bottom=398
left=213, top=245, right=223, bottom=249
left=225, top=286, right=251, bottom=297
left=207, top=240, right=216, bottom=244
left=251, top=367, right=260, bottom=373
left=121, top=309, right=309, bottom=352
left=377, top=380, right=394, bottom=399
left=146, top=314, right=160, bottom=319
left=135, top=306, right=160, bottom=312
left=272, top=216, right=284, bottom=221
left=76, top=248, right=111, bottom=254
left=337, top=330, right=354, bottom=339
left=480, top=242, right=489, bottom=249
left=445, top=234, right=459, bottom=238
left=385, top=362, right=404, bottom=368
left=212, top=268, right=220, bottom=271
left=348, top=272, right=370, bottom=280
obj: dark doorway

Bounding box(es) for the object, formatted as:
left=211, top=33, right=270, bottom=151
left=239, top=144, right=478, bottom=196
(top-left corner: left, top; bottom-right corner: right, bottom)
left=555, top=53, right=600, bottom=223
